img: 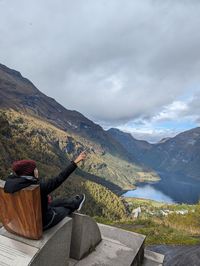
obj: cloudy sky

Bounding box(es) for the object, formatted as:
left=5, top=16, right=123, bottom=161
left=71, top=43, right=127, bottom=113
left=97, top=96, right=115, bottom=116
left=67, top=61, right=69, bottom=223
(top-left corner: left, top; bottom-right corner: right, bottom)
left=1, top=0, right=200, bottom=142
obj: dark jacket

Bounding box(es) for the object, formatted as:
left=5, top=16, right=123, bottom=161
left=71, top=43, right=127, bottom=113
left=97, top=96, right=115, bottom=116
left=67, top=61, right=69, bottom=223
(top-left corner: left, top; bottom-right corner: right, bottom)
left=4, top=161, right=77, bottom=227
left=4, top=174, right=39, bottom=192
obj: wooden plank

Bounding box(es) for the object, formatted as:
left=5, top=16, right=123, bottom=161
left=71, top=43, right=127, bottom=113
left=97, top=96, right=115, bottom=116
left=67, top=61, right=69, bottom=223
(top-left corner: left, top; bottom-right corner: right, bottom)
left=0, top=180, right=42, bottom=240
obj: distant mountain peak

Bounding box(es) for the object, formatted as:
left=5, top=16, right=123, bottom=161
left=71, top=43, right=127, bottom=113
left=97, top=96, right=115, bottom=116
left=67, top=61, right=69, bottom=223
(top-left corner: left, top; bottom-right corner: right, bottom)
left=108, top=127, right=151, bottom=145
left=108, top=128, right=136, bottom=140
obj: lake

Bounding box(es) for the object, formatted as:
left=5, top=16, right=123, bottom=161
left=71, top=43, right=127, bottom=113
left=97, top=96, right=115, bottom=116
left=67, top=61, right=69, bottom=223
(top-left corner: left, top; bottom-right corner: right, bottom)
left=123, top=174, right=200, bottom=204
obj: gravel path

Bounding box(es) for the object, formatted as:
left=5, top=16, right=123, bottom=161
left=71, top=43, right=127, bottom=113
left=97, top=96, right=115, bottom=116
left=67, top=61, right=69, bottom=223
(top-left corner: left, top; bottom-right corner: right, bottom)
left=147, top=244, right=200, bottom=266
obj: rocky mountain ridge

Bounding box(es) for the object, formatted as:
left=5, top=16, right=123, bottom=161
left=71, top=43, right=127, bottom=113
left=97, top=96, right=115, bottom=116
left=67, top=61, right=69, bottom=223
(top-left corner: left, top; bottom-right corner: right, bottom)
left=108, top=127, right=200, bottom=180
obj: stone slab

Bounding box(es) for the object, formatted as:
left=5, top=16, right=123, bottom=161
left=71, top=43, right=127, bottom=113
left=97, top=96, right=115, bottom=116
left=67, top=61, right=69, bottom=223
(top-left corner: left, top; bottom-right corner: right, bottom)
left=70, top=223, right=147, bottom=266
left=98, top=223, right=145, bottom=265
left=0, top=217, right=72, bottom=266
left=70, top=213, right=102, bottom=260
left=0, top=217, right=71, bottom=249
left=98, top=223, right=145, bottom=249
left=73, top=238, right=135, bottom=266
left=0, top=234, right=38, bottom=266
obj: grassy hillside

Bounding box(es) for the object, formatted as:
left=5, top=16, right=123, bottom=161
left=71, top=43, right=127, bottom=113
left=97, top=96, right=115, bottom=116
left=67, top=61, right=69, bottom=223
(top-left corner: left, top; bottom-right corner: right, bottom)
left=108, top=197, right=200, bottom=245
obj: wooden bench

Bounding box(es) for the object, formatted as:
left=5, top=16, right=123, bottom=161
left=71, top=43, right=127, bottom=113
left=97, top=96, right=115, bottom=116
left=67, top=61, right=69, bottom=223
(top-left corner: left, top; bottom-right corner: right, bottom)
left=0, top=179, right=42, bottom=240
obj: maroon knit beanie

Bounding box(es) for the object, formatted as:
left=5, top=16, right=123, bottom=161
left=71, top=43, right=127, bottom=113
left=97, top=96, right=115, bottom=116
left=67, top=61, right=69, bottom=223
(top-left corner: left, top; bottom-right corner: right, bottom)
left=12, top=160, right=36, bottom=176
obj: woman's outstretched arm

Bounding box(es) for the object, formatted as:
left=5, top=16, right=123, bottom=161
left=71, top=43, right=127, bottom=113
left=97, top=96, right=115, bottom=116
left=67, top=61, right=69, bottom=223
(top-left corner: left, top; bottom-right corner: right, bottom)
left=40, top=151, right=87, bottom=194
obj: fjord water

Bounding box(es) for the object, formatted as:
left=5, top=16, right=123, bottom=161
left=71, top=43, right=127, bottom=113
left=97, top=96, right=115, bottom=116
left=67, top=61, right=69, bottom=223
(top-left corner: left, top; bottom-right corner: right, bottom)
left=123, top=174, right=200, bottom=204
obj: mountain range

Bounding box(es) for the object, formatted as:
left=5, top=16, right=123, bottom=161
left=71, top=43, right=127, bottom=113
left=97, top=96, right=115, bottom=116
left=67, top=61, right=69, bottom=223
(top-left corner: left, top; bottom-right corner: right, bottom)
left=108, top=127, right=200, bottom=181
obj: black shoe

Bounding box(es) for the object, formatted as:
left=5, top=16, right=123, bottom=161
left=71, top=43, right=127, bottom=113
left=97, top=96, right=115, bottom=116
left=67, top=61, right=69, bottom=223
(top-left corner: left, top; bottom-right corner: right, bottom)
left=74, top=194, right=85, bottom=211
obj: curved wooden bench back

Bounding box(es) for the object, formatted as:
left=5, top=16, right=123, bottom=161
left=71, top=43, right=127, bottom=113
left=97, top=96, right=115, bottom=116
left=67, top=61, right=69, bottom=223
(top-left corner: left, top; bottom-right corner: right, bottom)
left=0, top=180, right=42, bottom=239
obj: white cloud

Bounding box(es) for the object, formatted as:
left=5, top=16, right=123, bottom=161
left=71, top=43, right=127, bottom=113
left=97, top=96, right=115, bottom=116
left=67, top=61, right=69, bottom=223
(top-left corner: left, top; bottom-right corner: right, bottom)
left=151, top=94, right=200, bottom=125
left=113, top=95, right=200, bottom=142
left=152, top=101, right=189, bottom=122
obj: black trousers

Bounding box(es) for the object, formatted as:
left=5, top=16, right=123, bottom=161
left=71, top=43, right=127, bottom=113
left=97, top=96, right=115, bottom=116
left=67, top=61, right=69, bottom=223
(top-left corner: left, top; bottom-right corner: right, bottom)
left=43, top=197, right=77, bottom=230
